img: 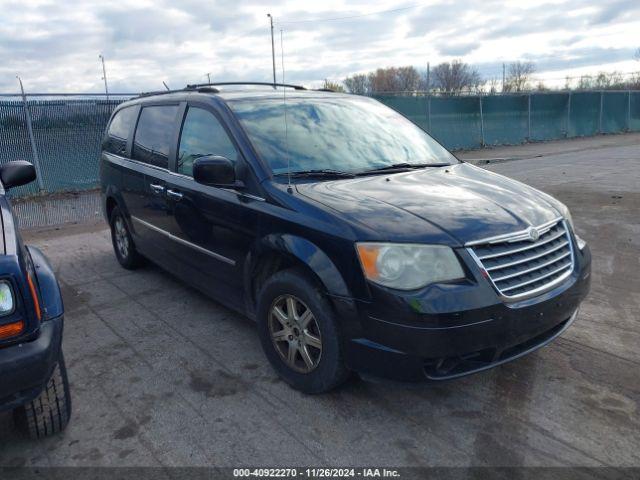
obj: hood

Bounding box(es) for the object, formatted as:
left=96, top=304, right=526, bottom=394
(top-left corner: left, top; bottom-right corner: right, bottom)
left=295, top=163, right=562, bottom=245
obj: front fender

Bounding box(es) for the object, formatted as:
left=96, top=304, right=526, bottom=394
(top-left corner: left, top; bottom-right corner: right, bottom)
left=27, top=246, right=64, bottom=320
left=244, top=234, right=362, bottom=334
left=255, top=234, right=351, bottom=297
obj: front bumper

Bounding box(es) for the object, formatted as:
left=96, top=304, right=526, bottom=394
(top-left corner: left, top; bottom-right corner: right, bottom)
left=343, top=244, right=591, bottom=382
left=0, top=315, right=63, bottom=412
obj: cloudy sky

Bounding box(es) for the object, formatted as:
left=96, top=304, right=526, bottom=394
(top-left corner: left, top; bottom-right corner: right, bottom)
left=1, top=0, right=639, bottom=93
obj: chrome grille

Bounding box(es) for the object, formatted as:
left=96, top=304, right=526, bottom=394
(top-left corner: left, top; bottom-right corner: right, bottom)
left=468, top=219, right=574, bottom=300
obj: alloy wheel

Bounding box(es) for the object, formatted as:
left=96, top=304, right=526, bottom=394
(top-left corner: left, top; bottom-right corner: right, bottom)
left=114, top=216, right=129, bottom=259
left=268, top=294, right=322, bottom=373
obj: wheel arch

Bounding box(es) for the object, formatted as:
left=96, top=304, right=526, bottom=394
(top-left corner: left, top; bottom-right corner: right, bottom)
left=103, top=185, right=129, bottom=223
left=244, top=234, right=354, bottom=318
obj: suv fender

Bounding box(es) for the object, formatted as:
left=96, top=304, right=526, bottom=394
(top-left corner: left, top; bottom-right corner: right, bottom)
left=244, top=234, right=360, bottom=332
left=28, top=246, right=63, bottom=320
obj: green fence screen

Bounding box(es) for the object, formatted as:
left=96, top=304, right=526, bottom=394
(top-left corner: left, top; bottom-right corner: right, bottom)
left=375, top=91, right=640, bottom=152
left=0, top=91, right=639, bottom=197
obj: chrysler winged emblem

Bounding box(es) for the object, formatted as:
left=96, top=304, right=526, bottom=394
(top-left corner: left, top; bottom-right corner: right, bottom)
left=527, top=226, right=540, bottom=242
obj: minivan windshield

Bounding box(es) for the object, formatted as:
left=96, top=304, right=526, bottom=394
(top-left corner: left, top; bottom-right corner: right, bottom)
left=228, top=96, right=457, bottom=175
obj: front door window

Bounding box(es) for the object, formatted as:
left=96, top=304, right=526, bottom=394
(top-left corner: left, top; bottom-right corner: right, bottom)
left=177, top=107, right=239, bottom=177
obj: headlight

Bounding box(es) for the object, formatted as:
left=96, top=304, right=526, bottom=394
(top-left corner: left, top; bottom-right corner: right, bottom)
left=557, top=202, right=574, bottom=231
left=356, top=243, right=465, bottom=290
left=557, top=202, right=586, bottom=250
left=0, top=281, right=15, bottom=315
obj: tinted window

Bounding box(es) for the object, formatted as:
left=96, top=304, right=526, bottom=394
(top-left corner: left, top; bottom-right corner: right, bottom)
left=104, top=106, right=137, bottom=155
left=228, top=96, right=457, bottom=175
left=177, top=107, right=239, bottom=177
left=132, top=105, right=178, bottom=169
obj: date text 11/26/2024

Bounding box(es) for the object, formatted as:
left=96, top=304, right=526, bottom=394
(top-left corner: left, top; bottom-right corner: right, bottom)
left=233, top=468, right=401, bottom=478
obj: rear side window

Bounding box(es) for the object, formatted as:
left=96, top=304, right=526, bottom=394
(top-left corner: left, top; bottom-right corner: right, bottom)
left=132, top=105, right=178, bottom=169
left=104, top=106, right=137, bottom=155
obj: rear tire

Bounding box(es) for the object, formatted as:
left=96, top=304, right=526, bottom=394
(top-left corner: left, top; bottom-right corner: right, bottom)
left=14, top=352, right=72, bottom=439
left=256, top=268, right=350, bottom=394
left=110, top=206, right=143, bottom=269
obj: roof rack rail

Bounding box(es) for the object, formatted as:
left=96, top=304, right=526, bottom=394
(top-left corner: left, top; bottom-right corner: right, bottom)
left=136, top=88, right=210, bottom=98
left=185, top=82, right=307, bottom=91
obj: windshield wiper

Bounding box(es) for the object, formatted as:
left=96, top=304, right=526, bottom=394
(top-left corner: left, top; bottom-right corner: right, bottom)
left=357, top=162, right=452, bottom=175
left=275, top=169, right=356, bottom=179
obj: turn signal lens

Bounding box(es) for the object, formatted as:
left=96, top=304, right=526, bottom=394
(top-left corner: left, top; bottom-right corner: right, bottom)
left=0, top=320, right=24, bottom=340
left=356, top=244, right=381, bottom=280
left=26, top=273, right=42, bottom=321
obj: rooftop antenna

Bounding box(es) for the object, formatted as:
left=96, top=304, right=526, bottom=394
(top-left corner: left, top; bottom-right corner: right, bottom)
left=281, top=28, right=292, bottom=194
left=162, top=81, right=170, bottom=91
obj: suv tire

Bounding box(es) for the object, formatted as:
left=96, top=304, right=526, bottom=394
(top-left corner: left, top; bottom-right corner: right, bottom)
left=110, top=206, right=143, bottom=269
left=256, top=268, right=350, bottom=393
left=14, top=352, right=72, bottom=439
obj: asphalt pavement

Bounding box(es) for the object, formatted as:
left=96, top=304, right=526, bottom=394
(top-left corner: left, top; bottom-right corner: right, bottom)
left=0, top=134, right=638, bottom=468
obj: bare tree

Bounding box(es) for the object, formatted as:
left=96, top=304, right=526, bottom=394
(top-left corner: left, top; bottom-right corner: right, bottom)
left=575, top=71, right=627, bottom=91
left=322, top=78, right=345, bottom=92
left=343, top=74, right=370, bottom=95
left=577, top=75, right=594, bottom=90
left=431, top=60, right=482, bottom=95
left=362, top=66, right=421, bottom=93
left=395, top=66, right=421, bottom=92
left=487, top=77, right=500, bottom=94
left=368, top=68, right=397, bottom=93
left=535, top=81, right=550, bottom=92
left=504, top=61, right=535, bottom=92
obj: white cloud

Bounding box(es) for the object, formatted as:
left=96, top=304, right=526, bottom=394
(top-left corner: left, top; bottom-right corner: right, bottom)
left=0, top=0, right=638, bottom=93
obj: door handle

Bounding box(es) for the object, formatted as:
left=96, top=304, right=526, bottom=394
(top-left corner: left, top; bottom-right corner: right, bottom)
left=166, top=189, right=184, bottom=201
left=150, top=184, right=165, bottom=194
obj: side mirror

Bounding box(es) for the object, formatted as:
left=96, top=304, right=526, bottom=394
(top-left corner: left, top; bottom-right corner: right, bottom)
left=193, top=156, right=240, bottom=188
left=0, top=161, right=36, bottom=189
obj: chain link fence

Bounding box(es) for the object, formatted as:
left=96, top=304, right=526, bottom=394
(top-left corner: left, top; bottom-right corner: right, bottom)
left=0, top=91, right=639, bottom=199
left=0, top=96, right=128, bottom=198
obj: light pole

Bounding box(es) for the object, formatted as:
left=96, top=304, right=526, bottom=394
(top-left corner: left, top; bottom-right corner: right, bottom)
left=99, top=54, right=109, bottom=100
left=267, top=13, right=276, bottom=86
left=16, top=76, right=45, bottom=190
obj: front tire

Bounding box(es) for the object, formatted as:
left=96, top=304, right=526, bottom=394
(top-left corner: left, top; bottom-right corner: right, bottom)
left=110, top=206, right=143, bottom=269
left=256, top=268, right=350, bottom=394
left=14, top=352, right=72, bottom=439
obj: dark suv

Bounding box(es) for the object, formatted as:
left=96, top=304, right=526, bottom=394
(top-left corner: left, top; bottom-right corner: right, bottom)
left=99, top=83, right=591, bottom=393
left=0, top=161, right=71, bottom=436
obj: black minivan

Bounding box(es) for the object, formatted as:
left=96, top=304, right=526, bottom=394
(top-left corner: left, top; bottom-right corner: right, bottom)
left=100, top=83, right=591, bottom=393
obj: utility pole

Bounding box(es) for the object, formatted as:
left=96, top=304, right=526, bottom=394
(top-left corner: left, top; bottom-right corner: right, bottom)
left=267, top=13, right=276, bottom=86
left=99, top=54, right=109, bottom=100
left=502, top=62, right=505, bottom=93
left=426, top=62, right=431, bottom=133
left=16, top=76, right=45, bottom=190
left=426, top=62, right=430, bottom=94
